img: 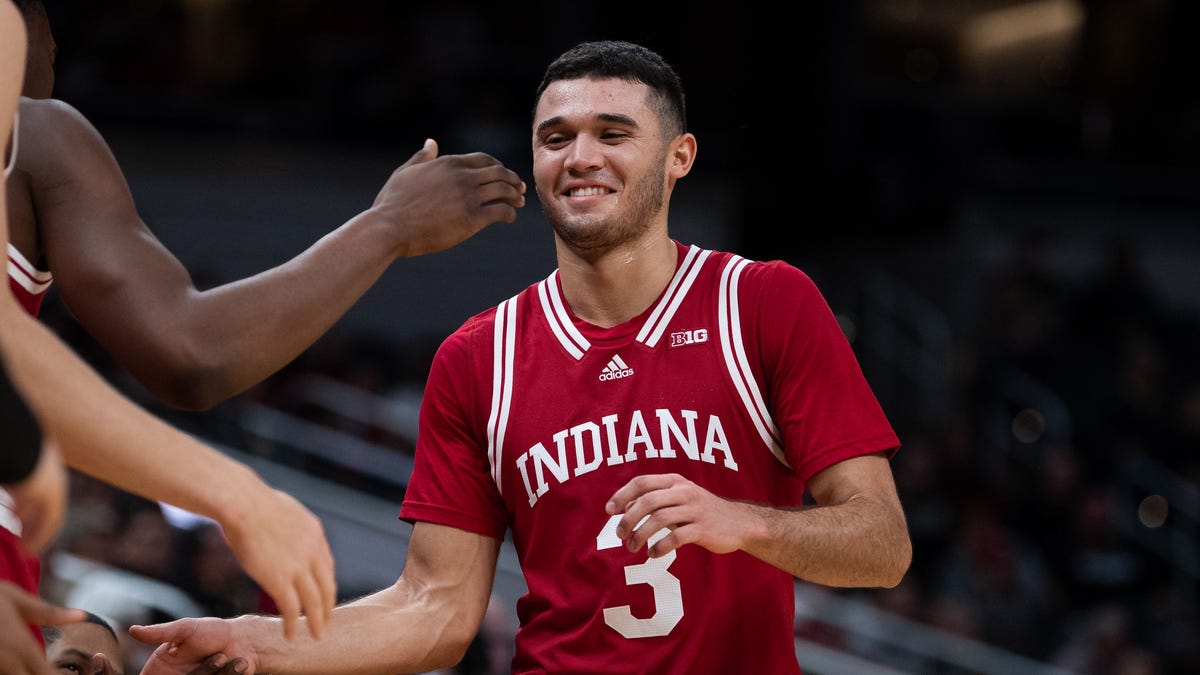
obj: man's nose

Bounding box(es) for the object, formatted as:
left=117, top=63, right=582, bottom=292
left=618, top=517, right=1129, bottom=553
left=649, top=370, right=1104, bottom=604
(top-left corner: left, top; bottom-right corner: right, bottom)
left=565, top=136, right=603, bottom=172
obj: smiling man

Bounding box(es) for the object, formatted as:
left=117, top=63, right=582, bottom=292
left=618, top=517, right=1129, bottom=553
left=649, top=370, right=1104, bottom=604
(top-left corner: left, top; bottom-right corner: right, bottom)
left=133, top=40, right=912, bottom=675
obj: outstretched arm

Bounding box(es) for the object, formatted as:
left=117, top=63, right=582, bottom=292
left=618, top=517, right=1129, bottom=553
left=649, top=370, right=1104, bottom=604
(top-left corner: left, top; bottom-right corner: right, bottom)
left=133, top=521, right=501, bottom=675
left=606, top=452, right=912, bottom=588
left=18, top=98, right=525, bottom=409
left=0, top=288, right=337, bottom=641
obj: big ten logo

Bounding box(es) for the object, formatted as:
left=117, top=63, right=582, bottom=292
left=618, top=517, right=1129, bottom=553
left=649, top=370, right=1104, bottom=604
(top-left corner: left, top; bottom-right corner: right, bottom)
left=669, top=328, right=709, bottom=348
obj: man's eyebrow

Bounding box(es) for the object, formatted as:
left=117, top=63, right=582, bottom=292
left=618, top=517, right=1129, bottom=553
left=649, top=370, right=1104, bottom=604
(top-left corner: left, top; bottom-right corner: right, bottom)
left=596, top=112, right=639, bottom=127
left=535, top=116, right=564, bottom=135
left=536, top=113, right=641, bottom=136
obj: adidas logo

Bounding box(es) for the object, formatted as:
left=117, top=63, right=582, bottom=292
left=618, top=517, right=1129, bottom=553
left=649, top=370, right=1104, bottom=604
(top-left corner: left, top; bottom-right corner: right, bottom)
left=598, top=354, right=634, bottom=381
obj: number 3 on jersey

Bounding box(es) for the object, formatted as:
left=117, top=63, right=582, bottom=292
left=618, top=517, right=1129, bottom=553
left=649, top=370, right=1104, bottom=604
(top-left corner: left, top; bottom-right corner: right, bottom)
left=596, top=514, right=684, bottom=638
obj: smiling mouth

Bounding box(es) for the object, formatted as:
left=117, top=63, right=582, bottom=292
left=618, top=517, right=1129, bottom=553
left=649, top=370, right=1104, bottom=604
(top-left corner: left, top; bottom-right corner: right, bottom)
left=566, top=186, right=611, bottom=197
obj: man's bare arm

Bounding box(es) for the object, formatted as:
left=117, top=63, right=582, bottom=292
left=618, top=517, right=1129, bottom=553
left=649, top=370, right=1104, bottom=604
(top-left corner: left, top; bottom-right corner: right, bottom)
left=607, top=452, right=912, bottom=588
left=18, top=97, right=524, bottom=409
left=133, top=522, right=501, bottom=675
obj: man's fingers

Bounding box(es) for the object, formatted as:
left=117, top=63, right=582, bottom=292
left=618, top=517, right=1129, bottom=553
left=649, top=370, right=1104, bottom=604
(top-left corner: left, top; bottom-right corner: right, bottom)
left=184, top=653, right=252, bottom=675
left=9, top=593, right=84, bottom=627
left=476, top=181, right=526, bottom=210
left=316, top=550, right=336, bottom=631
left=271, top=583, right=300, bottom=641
left=400, top=138, right=439, bottom=169
left=472, top=163, right=526, bottom=190
left=298, top=571, right=326, bottom=641
left=606, top=474, right=677, bottom=515
left=92, top=652, right=117, bottom=675
left=129, top=618, right=190, bottom=645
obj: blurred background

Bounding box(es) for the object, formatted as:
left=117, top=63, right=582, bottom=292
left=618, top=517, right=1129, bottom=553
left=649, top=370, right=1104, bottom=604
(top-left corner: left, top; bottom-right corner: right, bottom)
left=27, top=0, right=1200, bottom=673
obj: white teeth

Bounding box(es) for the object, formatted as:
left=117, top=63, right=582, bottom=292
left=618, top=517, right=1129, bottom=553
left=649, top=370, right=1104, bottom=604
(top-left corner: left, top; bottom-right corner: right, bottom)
left=568, top=187, right=606, bottom=197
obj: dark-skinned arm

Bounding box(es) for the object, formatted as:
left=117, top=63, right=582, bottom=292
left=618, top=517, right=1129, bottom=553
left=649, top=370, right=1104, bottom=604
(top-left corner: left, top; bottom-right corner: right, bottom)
left=20, top=98, right=524, bottom=409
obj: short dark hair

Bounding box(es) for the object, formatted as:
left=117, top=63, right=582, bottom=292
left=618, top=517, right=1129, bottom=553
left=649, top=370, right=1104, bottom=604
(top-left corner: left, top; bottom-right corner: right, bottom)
left=42, top=611, right=119, bottom=646
left=534, top=40, right=687, bottom=138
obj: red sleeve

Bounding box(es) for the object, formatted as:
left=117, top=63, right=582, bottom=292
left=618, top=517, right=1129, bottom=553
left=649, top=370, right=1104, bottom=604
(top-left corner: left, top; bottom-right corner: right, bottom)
left=399, top=313, right=509, bottom=540
left=747, top=261, right=900, bottom=485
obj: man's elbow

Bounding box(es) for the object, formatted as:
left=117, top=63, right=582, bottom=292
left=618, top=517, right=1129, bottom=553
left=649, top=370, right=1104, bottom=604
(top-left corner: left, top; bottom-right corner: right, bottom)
left=133, top=356, right=237, bottom=411
left=411, top=620, right=481, bottom=671
left=878, top=529, right=913, bottom=589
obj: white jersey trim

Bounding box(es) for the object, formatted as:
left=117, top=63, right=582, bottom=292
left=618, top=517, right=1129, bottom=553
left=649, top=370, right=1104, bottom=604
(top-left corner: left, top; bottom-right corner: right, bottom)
left=719, top=256, right=787, bottom=467
left=7, top=243, right=53, bottom=295
left=488, top=297, right=519, bottom=491
left=538, top=271, right=589, bottom=360
left=0, top=488, right=21, bottom=537
left=638, top=245, right=710, bottom=348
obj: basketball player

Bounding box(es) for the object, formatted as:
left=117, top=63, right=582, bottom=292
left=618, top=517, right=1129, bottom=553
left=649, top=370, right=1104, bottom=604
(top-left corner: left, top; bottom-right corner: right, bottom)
left=132, top=40, right=911, bottom=674
left=1, top=0, right=336, bottom=649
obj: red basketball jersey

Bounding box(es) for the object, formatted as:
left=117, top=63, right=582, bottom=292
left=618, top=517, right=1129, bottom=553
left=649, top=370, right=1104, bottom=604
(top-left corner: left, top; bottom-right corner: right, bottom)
left=401, top=240, right=900, bottom=674
left=7, top=243, right=52, bottom=317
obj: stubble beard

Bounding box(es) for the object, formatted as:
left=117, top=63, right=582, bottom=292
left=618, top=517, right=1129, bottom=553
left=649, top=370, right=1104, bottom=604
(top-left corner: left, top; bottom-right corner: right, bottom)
left=538, top=163, right=667, bottom=255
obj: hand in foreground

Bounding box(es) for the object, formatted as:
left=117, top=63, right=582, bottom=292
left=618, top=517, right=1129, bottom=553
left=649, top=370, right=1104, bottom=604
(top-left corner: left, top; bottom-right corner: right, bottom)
left=605, top=473, right=749, bottom=559
left=184, top=654, right=249, bottom=675
left=0, top=580, right=85, bottom=675
left=85, top=653, right=118, bottom=675
left=8, top=438, right=68, bottom=554
left=371, top=138, right=526, bottom=258
left=219, top=486, right=335, bottom=641
left=131, top=618, right=255, bottom=675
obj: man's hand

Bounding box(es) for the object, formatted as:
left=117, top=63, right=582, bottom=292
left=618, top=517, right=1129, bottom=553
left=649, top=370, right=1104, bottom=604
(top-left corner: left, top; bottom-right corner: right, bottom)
left=184, top=654, right=249, bottom=675
left=0, top=580, right=85, bottom=675
left=8, top=438, right=68, bottom=554
left=218, top=487, right=335, bottom=642
left=605, top=473, right=751, bottom=559
left=89, top=653, right=118, bottom=675
left=371, top=139, right=526, bottom=258
left=131, top=618, right=255, bottom=675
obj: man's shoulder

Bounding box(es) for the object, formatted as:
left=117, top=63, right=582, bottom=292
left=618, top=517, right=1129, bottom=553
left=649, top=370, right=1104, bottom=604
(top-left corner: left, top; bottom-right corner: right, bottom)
left=18, top=96, right=87, bottom=126
left=17, top=96, right=102, bottom=167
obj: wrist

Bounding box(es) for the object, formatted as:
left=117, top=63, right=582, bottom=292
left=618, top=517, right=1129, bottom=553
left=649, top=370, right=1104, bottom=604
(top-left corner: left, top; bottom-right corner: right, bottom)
left=353, top=207, right=412, bottom=260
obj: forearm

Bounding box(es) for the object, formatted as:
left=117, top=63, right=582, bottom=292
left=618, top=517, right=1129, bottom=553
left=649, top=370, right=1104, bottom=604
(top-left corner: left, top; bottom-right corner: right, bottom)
left=91, top=210, right=399, bottom=409
left=244, top=580, right=477, bottom=675
left=0, top=302, right=260, bottom=523
left=739, top=495, right=911, bottom=588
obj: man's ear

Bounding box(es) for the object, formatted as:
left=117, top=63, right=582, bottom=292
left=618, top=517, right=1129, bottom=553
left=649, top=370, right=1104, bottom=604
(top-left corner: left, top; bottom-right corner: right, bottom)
left=667, top=132, right=697, bottom=180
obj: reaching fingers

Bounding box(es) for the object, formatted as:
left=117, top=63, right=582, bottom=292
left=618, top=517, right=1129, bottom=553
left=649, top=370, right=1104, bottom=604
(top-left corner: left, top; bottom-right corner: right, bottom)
left=129, top=618, right=192, bottom=646
left=471, top=162, right=526, bottom=191
left=0, top=583, right=85, bottom=627
left=270, top=581, right=301, bottom=642
left=187, top=654, right=250, bottom=675
left=0, top=648, right=55, bottom=675
left=475, top=179, right=526, bottom=209
left=92, top=652, right=117, bottom=675
left=317, top=547, right=336, bottom=633
left=400, top=138, right=439, bottom=169
left=297, top=563, right=327, bottom=641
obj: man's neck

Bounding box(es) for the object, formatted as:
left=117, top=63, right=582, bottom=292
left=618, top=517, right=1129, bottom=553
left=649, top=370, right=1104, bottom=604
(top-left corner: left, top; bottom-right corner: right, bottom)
left=555, top=234, right=678, bottom=329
